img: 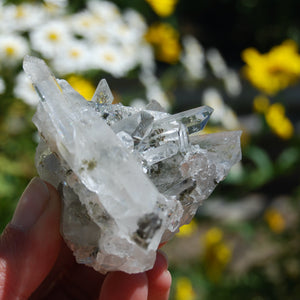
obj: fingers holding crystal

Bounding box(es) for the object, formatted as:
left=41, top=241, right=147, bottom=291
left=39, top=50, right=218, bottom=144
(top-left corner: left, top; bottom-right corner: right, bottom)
left=99, top=272, right=149, bottom=300
left=0, top=178, right=62, bottom=299
left=146, top=251, right=172, bottom=300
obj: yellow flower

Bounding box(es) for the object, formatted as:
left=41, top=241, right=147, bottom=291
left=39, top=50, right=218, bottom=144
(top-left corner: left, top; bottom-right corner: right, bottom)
left=264, top=208, right=285, bottom=233
left=145, top=23, right=181, bottom=64
left=265, top=103, right=294, bottom=139
left=175, top=277, right=196, bottom=300
left=242, top=40, right=300, bottom=95
left=176, top=219, right=197, bottom=238
left=67, top=75, right=95, bottom=100
left=215, top=243, right=231, bottom=265
left=202, top=125, right=224, bottom=134
left=202, top=227, right=232, bottom=282
left=253, top=94, right=270, bottom=113
left=145, top=0, right=178, bottom=17
left=204, top=227, right=223, bottom=246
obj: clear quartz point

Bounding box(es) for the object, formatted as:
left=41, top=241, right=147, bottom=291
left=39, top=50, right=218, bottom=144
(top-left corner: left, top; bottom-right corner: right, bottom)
left=158, top=106, right=214, bottom=135
left=24, top=55, right=242, bottom=274
left=91, top=79, right=114, bottom=104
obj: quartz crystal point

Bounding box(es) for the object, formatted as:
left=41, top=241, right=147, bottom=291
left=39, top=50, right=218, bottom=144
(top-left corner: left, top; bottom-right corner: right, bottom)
left=23, top=55, right=242, bottom=274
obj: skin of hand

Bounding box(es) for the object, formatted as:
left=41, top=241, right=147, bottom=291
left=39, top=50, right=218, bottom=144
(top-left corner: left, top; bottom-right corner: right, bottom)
left=0, top=178, right=172, bottom=300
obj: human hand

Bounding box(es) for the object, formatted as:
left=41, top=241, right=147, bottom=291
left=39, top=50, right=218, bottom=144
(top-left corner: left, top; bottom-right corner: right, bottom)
left=0, top=178, right=172, bottom=300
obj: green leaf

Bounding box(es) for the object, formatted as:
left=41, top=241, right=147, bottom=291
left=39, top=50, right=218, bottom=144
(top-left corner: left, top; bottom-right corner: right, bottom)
left=244, top=146, right=274, bottom=188
left=276, top=147, right=300, bottom=173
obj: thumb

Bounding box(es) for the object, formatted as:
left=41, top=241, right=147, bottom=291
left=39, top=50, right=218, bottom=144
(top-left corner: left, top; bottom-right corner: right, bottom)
left=0, top=177, right=62, bottom=300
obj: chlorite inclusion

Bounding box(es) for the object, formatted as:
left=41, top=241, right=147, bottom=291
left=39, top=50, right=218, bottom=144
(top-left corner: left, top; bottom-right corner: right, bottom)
left=23, top=55, right=242, bottom=274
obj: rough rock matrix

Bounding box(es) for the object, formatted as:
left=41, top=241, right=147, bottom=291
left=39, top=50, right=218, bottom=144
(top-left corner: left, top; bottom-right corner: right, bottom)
left=24, top=55, right=242, bottom=273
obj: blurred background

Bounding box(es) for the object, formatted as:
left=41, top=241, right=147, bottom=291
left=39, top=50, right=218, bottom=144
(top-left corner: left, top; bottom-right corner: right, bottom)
left=0, top=0, right=300, bottom=299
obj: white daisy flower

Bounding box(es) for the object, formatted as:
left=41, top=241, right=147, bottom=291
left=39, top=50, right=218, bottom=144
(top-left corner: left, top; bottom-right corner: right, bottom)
left=30, top=20, right=72, bottom=59
left=202, top=88, right=240, bottom=130
left=14, top=72, right=40, bottom=106
left=111, top=22, right=142, bottom=46
left=206, top=48, right=241, bottom=97
left=122, top=9, right=148, bottom=47
left=52, top=41, right=92, bottom=75
left=69, top=10, right=101, bottom=38
left=0, top=34, right=29, bottom=65
left=223, top=69, right=242, bottom=97
left=0, top=77, right=5, bottom=94
left=123, top=9, right=147, bottom=36
left=84, top=24, right=114, bottom=46
left=43, top=0, right=68, bottom=16
left=88, top=0, right=121, bottom=23
left=206, top=48, right=228, bottom=79
left=222, top=107, right=240, bottom=130
left=1, top=3, right=46, bottom=33
left=202, top=88, right=226, bottom=122
left=92, top=44, right=137, bottom=77
left=181, top=35, right=206, bottom=80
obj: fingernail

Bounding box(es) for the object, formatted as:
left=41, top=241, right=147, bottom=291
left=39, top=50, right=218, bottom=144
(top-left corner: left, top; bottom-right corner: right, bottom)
left=11, top=177, right=50, bottom=230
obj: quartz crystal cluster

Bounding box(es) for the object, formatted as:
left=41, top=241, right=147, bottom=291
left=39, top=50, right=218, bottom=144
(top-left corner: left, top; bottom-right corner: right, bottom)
left=23, top=56, right=242, bottom=274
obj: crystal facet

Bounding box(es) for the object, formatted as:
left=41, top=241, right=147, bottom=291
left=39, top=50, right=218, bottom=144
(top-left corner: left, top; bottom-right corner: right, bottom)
left=24, top=56, right=242, bottom=274
left=91, top=79, right=114, bottom=104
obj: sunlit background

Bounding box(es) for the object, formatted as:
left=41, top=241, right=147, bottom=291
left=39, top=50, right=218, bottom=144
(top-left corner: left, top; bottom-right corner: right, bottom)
left=1, top=0, right=300, bottom=299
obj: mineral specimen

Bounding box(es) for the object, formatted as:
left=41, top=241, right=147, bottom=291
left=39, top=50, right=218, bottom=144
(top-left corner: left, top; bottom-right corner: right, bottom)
left=23, top=55, right=242, bottom=274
